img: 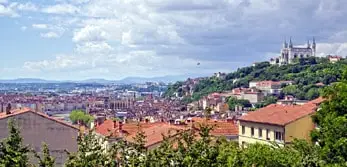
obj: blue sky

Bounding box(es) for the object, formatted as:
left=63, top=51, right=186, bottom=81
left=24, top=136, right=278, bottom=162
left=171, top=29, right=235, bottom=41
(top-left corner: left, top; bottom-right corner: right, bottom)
left=0, top=0, right=347, bottom=80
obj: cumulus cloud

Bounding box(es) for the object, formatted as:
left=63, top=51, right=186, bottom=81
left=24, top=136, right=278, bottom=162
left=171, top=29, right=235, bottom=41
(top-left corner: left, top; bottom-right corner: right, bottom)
left=21, top=26, right=27, bottom=31
left=32, top=24, right=48, bottom=29
left=42, top=4, right=79, bottom=15
left=72, top=25, right=108, bottom=42
left=15, top=2, right=38, bottom=11
left=4, top=0, right=347, bottom=79
left=0, top=4, right=18, bottom=17
left=40, top=32, right=60, bottom=38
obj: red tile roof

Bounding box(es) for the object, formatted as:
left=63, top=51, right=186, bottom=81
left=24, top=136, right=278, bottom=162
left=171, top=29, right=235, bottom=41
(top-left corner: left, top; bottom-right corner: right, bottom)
left=125, top=124, right=186, bottom=147
left=238, top=98, right=323, bottom=126
left=0, top=108, right=80, bottom=130
left=95, top=120, right=166, bottom=138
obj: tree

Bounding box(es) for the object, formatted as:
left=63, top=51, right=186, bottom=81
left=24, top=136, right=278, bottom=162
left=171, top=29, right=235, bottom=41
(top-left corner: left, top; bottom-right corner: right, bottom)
left=33, top=143, right=55, bottom=167
left=0, top=119, right=30, bottom=167
left=311, top=69, right=347, bottom=165
left=69, top=110, right=94, bottom=126
left=64, top=130, right=115, bottom=167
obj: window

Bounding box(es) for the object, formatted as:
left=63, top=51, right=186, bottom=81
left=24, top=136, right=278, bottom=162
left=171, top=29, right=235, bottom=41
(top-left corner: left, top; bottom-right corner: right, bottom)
left=242, top=126, right=245, bottom=135
left=251, top=127, right=254, bottom=136
left=266, top=129, right=270, bottom=140
left=258, top=128, right=262, bottom=138
left=275, top=131, right=283, bottom=141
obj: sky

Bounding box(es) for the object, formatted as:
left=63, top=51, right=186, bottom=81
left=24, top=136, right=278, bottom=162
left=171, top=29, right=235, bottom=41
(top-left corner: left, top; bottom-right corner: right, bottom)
left=1, top=0, right=347, bottom=80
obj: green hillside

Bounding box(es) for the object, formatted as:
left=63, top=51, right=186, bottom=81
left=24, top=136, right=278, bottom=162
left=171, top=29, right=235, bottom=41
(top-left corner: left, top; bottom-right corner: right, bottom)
left=164, top=57, right=347, bottom=102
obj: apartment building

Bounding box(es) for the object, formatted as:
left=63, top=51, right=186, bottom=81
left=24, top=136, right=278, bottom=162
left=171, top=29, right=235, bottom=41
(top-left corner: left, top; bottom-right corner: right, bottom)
left=0, top=108, right=80, bottom=166
left=238, top=98, right=323, bottom=147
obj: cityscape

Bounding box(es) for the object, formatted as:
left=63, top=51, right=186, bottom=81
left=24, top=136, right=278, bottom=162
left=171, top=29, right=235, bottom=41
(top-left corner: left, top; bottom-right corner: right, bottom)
left=1, top=0, right=347, bottom=166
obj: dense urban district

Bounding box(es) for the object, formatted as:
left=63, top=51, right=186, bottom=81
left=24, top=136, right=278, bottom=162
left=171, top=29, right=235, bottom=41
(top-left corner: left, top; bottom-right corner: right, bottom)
left=1, top=41, right=347, bottom=166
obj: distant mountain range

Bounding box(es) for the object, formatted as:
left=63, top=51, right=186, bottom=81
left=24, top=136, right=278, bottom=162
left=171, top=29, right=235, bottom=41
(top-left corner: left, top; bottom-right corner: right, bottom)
left=0, top=74, right=205, bottom=84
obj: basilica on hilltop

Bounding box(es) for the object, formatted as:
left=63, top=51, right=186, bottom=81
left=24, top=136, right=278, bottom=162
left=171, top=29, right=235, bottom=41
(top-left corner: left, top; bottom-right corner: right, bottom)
left=270, top=38, right=316, bottom=65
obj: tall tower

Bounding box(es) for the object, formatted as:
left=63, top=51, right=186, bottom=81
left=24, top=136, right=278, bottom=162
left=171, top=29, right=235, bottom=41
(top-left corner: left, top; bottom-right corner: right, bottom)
left=312, top=37, right=316, bottom=56
left=283, top=39, right=288, bottom=48
left=307, top=39, right=310, bottom=48
left=289, top=37, right=293, bottom=48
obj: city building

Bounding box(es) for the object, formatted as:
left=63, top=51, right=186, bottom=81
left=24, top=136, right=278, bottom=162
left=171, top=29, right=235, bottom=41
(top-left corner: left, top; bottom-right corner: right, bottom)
left=230, top=88, right=264, bottom=104
left=270, top=38, right=316, bottom=65
left=0, top=108, right=80, bottom=166
left=249, top=80, right=292, bottom=96
left=238, top=98, right=323, bottom=147
left=328, top=55, right=342, bottom=63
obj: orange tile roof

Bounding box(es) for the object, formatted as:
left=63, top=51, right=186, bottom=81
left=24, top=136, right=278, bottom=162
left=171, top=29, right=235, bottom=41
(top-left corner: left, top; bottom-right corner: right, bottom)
left=0, top=108, right=80, bottom=130
left=189, top=117, right=238, bottom=136
left=238, top=98, right=323, bottom=126
left=125, top=124, right=187, bottom=147
left=95, top=120, right=166, bottom=138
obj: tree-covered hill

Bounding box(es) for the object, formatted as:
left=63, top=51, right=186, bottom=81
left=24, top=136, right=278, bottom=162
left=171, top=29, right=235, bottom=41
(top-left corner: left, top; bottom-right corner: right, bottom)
left=164, top=57, right=347, bottom=102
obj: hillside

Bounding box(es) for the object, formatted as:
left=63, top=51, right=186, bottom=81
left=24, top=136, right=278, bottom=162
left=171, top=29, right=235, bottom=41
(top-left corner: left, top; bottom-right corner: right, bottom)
left=164, top=57, right=347, bottom=102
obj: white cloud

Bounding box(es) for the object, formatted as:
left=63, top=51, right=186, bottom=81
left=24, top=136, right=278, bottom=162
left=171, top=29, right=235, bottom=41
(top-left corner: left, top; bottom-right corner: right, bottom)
left=21, top=26, right=27, bottom=31
left=40, top=32, right=60, bottom=38
left=15, top=2, right=38, bottom=11
left=316, top=43, right=347, bottom=57
left=42, top=4, right=79, bottom=15
left=0, top=0, right=7, bottom=4
left=72, top=25, right=108, bottom=42
left=32, top=24, right=48, bottom=29
left=75, top=41, right=113, bottom=54
left=7, top=0, right=347, bottom=79
left=0, top=4, right=18, bottom=17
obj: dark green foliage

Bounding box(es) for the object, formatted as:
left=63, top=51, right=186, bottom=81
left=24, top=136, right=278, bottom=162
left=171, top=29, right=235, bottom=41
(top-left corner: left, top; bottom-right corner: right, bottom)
left=34, top=143, right=55, bottom=167
left=165, top=57, right=346, bottom=101
left=227, top=97, right=252, bottom=110
left=64, top=130, right=116, bottom=167
left=0, top=119, right=30, bottom=167
left=311, top=69, right=347, bottom=165
left=69, top=110, right=94, bottom=125
left=255, top=96, right=278, bottom=108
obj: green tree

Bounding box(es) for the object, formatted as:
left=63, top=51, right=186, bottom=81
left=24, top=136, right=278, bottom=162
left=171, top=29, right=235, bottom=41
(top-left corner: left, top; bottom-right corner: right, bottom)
left=69, top=110, right=94, bottom=126
left=0, top=119, right=30, bottom=167
left=311, top=69, right=347, bottom=165
left=64, top=130, right=115, bottom=167
left=33, top=143, right=55, bottom=167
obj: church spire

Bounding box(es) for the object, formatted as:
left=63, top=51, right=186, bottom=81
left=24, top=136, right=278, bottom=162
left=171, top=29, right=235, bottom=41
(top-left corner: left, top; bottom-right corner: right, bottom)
left=289, top=37, right=293, bottom=48
left=307, top=39, right=310, bottom=48
left=283, top=38, right=288, bottom=48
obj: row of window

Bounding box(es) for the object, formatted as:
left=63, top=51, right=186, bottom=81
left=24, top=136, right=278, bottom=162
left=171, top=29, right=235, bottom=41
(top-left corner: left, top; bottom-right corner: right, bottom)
left=241, top=126, right=284, bottom=141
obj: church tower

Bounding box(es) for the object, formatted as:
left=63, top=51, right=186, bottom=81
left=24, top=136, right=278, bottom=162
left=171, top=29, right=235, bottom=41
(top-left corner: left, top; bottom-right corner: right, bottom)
left=307, top=40, right=310, bottom=48
left=312, top=37, right=316, bottom=56
left=283, top=39, right=288, bottom=48
left=289, top=37, right=293, bottom=48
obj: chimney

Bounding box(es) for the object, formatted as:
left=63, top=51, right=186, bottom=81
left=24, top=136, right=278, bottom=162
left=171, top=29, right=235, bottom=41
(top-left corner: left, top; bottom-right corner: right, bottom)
left=6, top=103, right=11, bottom=115
left=94, top=119, right=98, bottom=128
left=113, top=120, right=117, bottom=129
left=118, top=121, right=123, bottom=133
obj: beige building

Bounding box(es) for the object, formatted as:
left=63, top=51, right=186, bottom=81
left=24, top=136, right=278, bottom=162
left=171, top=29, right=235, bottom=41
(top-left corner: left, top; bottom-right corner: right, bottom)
left=238, top=98, right=323, bottom=147
left=0, top=108, right=79, bottom=166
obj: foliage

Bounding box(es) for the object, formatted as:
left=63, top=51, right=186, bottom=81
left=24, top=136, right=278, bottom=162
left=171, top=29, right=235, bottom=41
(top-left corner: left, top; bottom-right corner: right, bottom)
left=34, top=143, right=55, bottom=167
left=227, top=97, right=252, bottom=110
left=255, top=96, right=277, bottom=108
left=311, top=69, right=347, bottom=165
left=64, top=130, right=116, bottom=167
left=69, top=110, right=94, bottom=125
left=165, top=57, right=345, bottom=101
left=0, top=119, right=30, bottom=167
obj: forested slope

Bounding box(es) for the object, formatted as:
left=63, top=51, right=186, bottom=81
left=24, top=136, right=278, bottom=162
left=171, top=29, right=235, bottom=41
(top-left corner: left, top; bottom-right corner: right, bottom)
left=164, top=57, right=347, bottom=102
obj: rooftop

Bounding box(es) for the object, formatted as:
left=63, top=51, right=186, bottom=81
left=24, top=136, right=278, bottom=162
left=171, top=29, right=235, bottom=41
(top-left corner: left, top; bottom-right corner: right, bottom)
left=238, top=98, right=324, bottom=126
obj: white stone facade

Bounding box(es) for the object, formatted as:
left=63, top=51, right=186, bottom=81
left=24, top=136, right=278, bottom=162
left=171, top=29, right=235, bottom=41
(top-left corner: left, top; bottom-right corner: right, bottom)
left=270, top=38, right=316, bottom=65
